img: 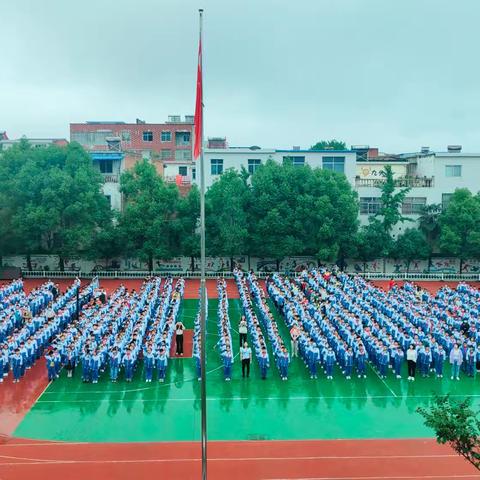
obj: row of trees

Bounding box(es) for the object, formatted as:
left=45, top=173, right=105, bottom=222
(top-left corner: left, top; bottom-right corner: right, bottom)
left=1, top=140, right=480, bottom=271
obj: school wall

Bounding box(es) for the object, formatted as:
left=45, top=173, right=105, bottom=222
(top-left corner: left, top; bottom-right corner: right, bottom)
left=2, top=255, right=480, bottom=274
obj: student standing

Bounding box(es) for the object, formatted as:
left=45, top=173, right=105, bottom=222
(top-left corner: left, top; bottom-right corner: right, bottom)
left=238, top=317, right=248, bottom=347
left=175, top=321, right=185, bottom=356
left=240, top=341, right=252, bottom=378
left=406, top=344, right=417, bottom=381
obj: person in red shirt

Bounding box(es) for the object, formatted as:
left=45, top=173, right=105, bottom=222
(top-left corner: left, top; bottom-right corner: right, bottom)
left=388, top=278, right=396, bottom=291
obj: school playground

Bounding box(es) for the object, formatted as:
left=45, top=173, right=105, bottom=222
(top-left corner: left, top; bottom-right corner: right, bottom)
left=1, top=278, right=480, bottom=480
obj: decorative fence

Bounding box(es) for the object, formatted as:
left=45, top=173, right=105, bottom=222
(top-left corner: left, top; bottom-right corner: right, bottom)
left=19, top=270, right=480, bottom=281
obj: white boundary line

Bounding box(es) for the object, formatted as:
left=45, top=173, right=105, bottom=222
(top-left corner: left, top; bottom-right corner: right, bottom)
left=33, top=394, right=480, bottom=403
left=0, top=453, right=466, bottom=466
left=368, top=363, right=398, bottom=398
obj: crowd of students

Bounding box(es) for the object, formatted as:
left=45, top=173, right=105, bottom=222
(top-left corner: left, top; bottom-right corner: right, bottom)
left=50, top=277, right=185, bottom=383
left=193, top=287, right=208, bottom=380
left=2, top=269, right=480, bottom=385
left=1, top=278, right=97, bottom=383
left=267, top=268, right=480, bottom=381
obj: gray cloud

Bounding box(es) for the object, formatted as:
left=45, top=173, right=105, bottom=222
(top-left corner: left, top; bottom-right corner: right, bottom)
left=1, top=0, right=480, bottom=152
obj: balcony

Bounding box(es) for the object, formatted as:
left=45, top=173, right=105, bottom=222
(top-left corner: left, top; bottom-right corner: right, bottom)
left=355, top=176, right=434, bottom=188
left=103, top=174, right=119, bottom=183
left=164, top=175, right=192, bottom=185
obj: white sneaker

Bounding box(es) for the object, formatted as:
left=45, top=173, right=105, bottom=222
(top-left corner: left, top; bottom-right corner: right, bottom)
left=451, top=376, right=454, bottom=380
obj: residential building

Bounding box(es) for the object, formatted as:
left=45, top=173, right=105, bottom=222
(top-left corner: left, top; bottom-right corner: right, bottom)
left=355, top=145, right=480, bottom=235
left=0, top=135, right=68, bottom=150
left=188, top=145, right=357, bottom=190
left=70, top=116, right=194, bottom=209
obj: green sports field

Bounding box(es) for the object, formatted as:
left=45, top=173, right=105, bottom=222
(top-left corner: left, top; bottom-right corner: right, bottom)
left=14, top=298, right=480, bottom=443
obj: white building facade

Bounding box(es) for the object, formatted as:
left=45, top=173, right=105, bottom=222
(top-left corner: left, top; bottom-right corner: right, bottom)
left=355, top=146, right=480, bottom=235
left=190, top=147, right=357, bottom=189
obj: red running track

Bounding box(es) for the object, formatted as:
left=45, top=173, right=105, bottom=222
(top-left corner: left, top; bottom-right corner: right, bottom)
left=0, top=438, right=478, bottom=480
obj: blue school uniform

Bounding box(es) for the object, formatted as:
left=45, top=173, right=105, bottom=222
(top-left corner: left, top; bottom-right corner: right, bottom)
left=307, top=345, right=320, bottom=378
left=393, top=350, right=404, bottom=377
left=156, top=353, right=168, bottom=381
left=11, top=353, right=23, bottom=381
left=144, top=352, right=155, bottom=381
left=278, top=352, right=290, bottom=379
left=325, top=351, right=336, bottom=377
left=258, top=354, right=269, bottom=380
left=344, top=352, right=354, bottom=378
left=355, top=351, right=367, bottom=377
left=46, top=353, right=57, bottom=381
left=109, top=352, right=121, bottom=381
left=222, top=353, right=233, bottom=380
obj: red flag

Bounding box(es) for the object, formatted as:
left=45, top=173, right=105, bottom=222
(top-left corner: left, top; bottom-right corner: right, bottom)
left=193, top=38, right=202, bottom=160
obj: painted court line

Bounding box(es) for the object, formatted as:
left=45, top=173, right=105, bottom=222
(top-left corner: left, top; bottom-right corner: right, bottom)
left=33, top=393, right=480, bottom=403
left=0, top=453, right=464, bottom=465
left=368, top=364, right=398, bottom=398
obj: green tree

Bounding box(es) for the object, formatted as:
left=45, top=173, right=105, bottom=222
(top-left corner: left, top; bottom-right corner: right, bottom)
left=375, top=165, right=411, bottom=233
left=205, top=169, right=250, bottom=269
left=417, top=395, right=480, bottom=470
left=418, top=203, right=442, bottom=271
left=310, top=139, right=347, bottom=150
left=355, top=219, right=392, bottom=272
left=178, top=185, right=200, bottom=271
left=249, top=159, right=358, bottom=269
left=392, top=228, right=430, bottom=272
left=0, top=140, right=111, bottom=270
left=439, top=189, right=480, bottom=273
left=118, top=159, right=181, bottom=271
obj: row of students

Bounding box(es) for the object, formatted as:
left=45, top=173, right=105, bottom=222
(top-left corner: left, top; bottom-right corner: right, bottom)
left=216, top=280, right=233, bottom=381
left=246, top=272, right=290, bottom=380
left=234, top=270, right=271, bottom=379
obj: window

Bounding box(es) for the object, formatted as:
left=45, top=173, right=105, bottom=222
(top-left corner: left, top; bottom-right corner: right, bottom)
left=442, top=193, right=453, bottom=210
left=121, top=130, right=131, bottom=142
left=192, top=167, right=196, bottom=180
left=161, top=149, right=172, bottom=160
left=211, top=159, right=223, bottom=175
left=161, top=131, right=171, bottom=142
left=179, top=166, right=188, bottom=176
left=359, top=197, right=382, bottom=215
left=322, top=156, right=345, bottom=174
left=104, top=195, right=111, bottom=207
left=143, top=131, right=153, bottom=142
left=402, top=197, right=427, bottom=215
left=175, top=131, right=191, bottom=146
left=175, top=149, right=192, bottom=161
left=248, top=159, right=261, bottom=174
left=99, top=160, right=113, bottom=173
left=445, top=165, right=461, bottom=177
left=283, top=156, right=305, bottom=167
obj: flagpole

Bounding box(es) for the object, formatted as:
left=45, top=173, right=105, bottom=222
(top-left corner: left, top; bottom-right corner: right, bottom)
left=198, top=8, right=208, bottom=480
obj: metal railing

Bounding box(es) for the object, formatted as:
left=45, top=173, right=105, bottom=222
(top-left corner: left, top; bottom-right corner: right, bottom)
left=19, top=270, right=480, bottom=281
left=358, top=272, right=480, bottom=281
left=103, top=174, right=119, bottom=183
left=355, top=176, right=434, bottom=188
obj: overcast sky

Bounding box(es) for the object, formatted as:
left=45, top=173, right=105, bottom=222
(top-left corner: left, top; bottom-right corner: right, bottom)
left=1, top=0, right=480, bottom=153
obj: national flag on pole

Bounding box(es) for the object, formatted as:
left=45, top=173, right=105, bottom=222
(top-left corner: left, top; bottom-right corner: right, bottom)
left=193, top=38, right=203, bottom=160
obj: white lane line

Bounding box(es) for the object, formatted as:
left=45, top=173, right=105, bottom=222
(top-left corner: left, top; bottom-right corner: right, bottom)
left=0, top=453, right=464, bottom=466
left=368, top=364, right=398, bottom=398
left=33, top=393, right=480, bottom=403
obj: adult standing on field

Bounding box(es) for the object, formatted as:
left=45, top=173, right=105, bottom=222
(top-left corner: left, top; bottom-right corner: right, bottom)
left=290, top=325, right=300, bottom=358
left=240, top=341, right=252, bottom=378
left=450, top=343, right=463, bottom=380
left=406, top=344, right=417, bottom=381
left=175, top=321, right=186, bottom=356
